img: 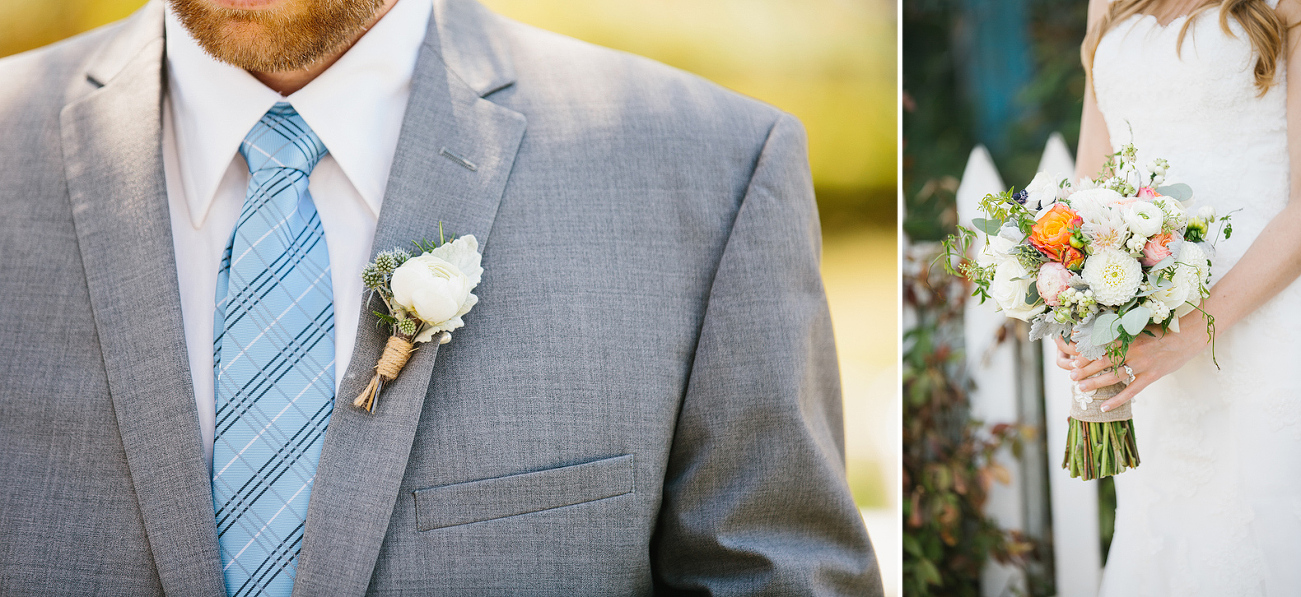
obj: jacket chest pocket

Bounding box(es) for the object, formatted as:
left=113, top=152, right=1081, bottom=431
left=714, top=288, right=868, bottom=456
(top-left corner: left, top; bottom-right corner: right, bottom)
left=413, top=454, right=634, bottom=531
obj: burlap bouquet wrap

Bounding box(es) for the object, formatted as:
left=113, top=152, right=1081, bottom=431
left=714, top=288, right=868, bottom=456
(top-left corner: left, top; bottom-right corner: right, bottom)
left=1063, top=378, right=1140, bottom=480
left=1070, top=382, right=1130, bottom=422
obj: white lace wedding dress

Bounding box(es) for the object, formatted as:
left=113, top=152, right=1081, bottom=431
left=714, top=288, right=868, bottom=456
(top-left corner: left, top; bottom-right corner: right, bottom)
left=1092, top=2, right=1301, bottom=595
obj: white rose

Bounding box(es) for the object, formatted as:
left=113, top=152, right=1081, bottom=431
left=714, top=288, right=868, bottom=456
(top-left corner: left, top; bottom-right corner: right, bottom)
left=390, top=235, right=484, bottom=342
left=977, top=235, right=1018, bottom=268
left=1081, top=248, right=1142, bottom=306
left=1153, top=196, right=1188, bottom=230
left=1124, top=202, right=1164, bottom=238
left=989, top=258, right=1046, bottom=322
left=1151, top=242, right=1209, bottom=333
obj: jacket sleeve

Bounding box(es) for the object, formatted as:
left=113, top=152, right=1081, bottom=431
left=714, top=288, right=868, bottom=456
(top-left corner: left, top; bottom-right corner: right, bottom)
left=650, top=113, right=883, bottom=596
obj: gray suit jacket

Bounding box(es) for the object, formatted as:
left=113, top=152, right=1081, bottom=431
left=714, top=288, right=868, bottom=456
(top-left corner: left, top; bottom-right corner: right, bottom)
left=0, top=0, right=880, bottom=594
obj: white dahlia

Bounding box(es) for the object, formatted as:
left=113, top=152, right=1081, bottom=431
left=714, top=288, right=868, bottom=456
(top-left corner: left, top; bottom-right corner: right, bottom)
left=1082, top=248, right=1142, bottom=306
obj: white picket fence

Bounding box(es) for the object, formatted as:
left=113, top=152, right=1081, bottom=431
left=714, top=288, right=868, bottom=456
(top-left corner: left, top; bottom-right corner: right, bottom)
left=957, top=133, right=1102, bottom=597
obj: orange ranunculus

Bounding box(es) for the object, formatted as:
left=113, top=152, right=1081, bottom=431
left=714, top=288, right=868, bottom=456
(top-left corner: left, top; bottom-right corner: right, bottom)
left=1029, top=204, right=1083, bottom=265
left=1062, top=247, right=1086, bottom=271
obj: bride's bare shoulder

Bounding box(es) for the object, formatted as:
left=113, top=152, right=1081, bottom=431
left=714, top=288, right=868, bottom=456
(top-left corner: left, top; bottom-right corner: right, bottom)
left=1086, top=0, right=1111, bottom=29
left=1275, top=0, right=1301, bottom=25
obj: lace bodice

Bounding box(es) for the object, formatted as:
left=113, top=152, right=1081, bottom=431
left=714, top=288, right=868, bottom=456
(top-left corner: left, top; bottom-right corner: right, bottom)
left=1093, top=7, right=1288, bottom=274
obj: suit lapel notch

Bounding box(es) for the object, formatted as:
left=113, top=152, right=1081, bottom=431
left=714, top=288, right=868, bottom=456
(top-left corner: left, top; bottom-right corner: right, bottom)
left=59, top=2, right=226, bottom=595
left=294, top=3, right=526, bottom=594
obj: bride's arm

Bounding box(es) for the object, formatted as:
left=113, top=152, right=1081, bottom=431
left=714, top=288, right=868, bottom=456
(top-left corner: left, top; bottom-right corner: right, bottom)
left=1052, top=0, right=1117, bottom=369
left=1076, top=0, right=1114, bottom=181
left=1074, top=0, right=1301, bottom=411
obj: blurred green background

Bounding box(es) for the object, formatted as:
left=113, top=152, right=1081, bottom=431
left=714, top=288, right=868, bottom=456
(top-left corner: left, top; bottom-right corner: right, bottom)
left=1, top=0, right=898, bottom=520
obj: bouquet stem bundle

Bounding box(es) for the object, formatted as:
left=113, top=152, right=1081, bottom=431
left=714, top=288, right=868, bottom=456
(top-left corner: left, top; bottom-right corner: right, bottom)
left=1061, top=382, right=1140, bottom=480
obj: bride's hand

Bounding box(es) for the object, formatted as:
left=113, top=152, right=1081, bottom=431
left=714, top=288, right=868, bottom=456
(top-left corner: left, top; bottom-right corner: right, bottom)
left=1052, top=336, right=1079, bottom=371
left=1070, top=314, right=1210, bottom=412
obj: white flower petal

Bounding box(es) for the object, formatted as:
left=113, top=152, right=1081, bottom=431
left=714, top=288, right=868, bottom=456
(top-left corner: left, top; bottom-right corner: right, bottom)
left=429, top=235, right=483, bottom=288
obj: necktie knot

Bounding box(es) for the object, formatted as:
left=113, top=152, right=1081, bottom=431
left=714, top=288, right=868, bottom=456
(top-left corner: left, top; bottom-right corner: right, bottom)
left=239, top=102, right=328, bottom=175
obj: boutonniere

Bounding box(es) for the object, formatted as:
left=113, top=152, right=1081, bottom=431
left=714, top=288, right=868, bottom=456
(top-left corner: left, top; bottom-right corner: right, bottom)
left=353, top=231, right=483, bottom=412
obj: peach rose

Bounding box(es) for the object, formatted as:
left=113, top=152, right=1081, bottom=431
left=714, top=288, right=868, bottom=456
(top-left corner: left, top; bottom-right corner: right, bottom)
left=1029, top=204, right=1083, bottom=265
left=1141, top=232, right=1175, bottom=267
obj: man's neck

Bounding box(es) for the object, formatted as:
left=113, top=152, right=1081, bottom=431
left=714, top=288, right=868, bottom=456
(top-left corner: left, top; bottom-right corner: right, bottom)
left=248, top=0, right=400, bottom=96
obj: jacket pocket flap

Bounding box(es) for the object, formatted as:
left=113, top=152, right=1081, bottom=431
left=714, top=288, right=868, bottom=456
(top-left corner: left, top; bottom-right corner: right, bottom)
left=413, top=454, right=634, bottom=531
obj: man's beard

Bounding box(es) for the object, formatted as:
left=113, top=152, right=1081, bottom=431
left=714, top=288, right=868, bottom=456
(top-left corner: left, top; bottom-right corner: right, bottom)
left=168, top=0, right=387, bottom=72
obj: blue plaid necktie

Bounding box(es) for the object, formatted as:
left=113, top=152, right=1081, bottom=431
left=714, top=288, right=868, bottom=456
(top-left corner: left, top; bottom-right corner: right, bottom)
left=212, top=102, right=334, bottom=597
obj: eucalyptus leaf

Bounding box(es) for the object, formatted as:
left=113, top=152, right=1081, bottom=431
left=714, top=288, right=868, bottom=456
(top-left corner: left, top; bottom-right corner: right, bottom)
left=972, top=217, right=1002, bottom=235
left=1092, top=313, right=1121, bottom=345
left=1156, top=183, right=1192, bottom=202
left=1026, top=283, right=1041, bottom=305
left=1120, top=306, right=1151, bottom=335
left=1149, top=256, right=1175, bottom=271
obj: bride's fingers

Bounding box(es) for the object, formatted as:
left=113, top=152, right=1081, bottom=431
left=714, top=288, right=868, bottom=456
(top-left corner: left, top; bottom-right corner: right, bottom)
left=1055, top=351, right=1074, bottom=371
left=1101, top=375, right=1148, bottom=413
left=1054, top=336, right=1078, bottom=357
left=1070, top=357, right=1113, bottom=381
left=1078, top=370, right=1121, bottom=391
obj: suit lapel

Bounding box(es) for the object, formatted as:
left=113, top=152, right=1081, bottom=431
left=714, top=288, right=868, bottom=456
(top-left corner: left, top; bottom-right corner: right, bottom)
left=292, top=1, right=526, bottom=593
left=59, top=2, right=226, bottom=595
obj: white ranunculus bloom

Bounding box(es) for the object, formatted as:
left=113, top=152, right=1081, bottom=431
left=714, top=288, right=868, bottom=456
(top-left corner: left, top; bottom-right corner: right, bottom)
left=1082, top=248, right=1142, bottom=306
left=1197, top=205, right=1216, bottom=221
left=390, top=235, right=484, bottom=342
left=989, top=258, right=1046, bottom=322
left=1124, top=202, right=1164, bottom=238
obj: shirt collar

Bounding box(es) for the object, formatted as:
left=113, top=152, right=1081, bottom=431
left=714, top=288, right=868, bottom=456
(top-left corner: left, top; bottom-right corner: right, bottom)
left=164, top=0, right=432, bottom=229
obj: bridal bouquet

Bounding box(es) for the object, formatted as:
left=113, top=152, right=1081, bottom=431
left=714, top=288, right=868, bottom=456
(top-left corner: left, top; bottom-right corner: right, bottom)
left=944, top=144, right=1231, bottom=480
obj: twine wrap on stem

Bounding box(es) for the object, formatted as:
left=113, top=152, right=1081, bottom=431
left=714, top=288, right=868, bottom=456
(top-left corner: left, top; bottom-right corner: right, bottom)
left=1070, top=382, right=1131, bottom=422
left=353, top=335, right=415, bottom=413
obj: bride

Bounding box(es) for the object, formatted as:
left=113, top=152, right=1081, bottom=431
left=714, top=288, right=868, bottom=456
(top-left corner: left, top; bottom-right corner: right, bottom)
left=1056, top=0, right=1301, bottom=593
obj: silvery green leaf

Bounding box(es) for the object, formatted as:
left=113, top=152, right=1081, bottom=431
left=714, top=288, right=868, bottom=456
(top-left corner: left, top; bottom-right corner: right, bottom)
left=1120, top=306, right=1151, bottom=335
left=1148, top=256, right=1175, bottom=271
left=1156, top=183, right=1192, bottom=201
left=1092, top=312, right=1121, bottom=345
left=1026, top=283, right=1041, bottom=305
left=1074, top=315, right=1108, bottom=361
left=972, top=218, right=1002, bottom=235
left=1030, top=316, right=1072, bottom=342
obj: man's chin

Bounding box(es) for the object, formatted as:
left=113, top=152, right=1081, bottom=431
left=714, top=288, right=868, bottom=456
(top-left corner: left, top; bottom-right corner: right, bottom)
left=200, top=0, right=299, bottom=11
left=169, top=0, right=384, bottom=73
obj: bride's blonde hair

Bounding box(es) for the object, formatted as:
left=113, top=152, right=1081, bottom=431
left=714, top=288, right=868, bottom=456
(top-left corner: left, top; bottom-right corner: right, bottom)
left=1083, top=0, right=1287, bottom=94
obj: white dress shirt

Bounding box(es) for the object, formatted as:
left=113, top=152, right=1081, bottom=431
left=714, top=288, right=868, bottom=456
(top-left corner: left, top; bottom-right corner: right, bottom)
left=161, top=0, right=433, bottom=465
